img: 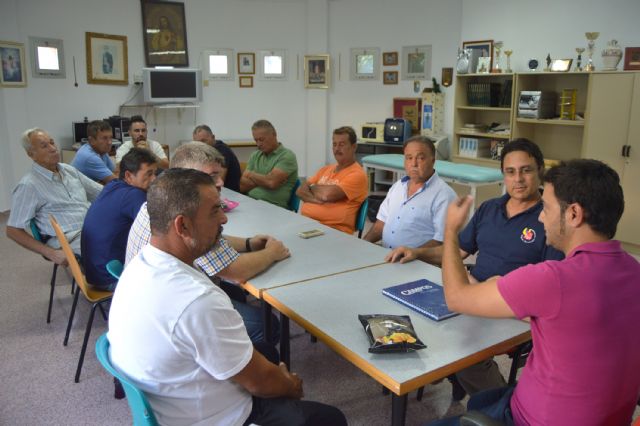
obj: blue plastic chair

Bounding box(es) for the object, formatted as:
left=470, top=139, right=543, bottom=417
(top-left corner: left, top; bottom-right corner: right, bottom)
left=106, top=259, right=124, bottom=280
left=30, top=219, right=60, bottom=323
left=288, top=178, right=302, bottom=212
left=355, top=199, right=369, bottom=238
left=95, top=334, right=158, bottom=426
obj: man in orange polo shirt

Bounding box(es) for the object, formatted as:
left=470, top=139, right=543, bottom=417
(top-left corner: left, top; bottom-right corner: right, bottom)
left=297, top=126, right=368, bottom=234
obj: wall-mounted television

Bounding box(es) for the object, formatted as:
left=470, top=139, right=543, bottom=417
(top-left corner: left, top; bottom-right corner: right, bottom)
left=143, top=68, right=203, bottom=104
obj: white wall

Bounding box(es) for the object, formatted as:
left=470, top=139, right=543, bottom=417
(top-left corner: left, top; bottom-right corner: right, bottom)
left=2, top=0, right=639, bottom=211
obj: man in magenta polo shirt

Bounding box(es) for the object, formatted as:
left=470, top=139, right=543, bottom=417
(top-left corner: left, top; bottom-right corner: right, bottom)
left=428, top=159, right=640, bottom=426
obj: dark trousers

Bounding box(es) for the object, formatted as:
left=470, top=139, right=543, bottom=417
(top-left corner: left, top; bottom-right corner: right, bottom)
left=425, top=386, right=515, bottom=426
left=243, top=396, right=347, bottom=426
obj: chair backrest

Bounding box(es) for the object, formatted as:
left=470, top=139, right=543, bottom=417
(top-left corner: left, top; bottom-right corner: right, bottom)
left=106, top=259, right=124, bottom=280
left=29, top=218, right=44, bottom=242
left=95, top=334, right=158, bottom=426
left=355, top=199, right=369, bottom=238
left=288, top=178, right=301, bottom=212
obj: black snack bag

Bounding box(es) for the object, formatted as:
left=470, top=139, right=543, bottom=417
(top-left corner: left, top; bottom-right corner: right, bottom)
left=358, top=314, right=426, bottom=353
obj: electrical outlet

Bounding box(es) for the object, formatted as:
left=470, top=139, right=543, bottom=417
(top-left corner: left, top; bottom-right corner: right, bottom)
left=134, top=73, right=143, bottom=84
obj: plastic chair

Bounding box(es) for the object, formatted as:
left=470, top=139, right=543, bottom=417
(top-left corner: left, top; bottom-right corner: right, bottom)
left=50, top=215, right=113, bottom=383
left=95, top=334, right=158, bottom=426
left=355, top=199, right=369, bottom=238
left=30, top=219, right=60, bottom=323
left=106, top=259, right=124, bottom=280
left=288, top=178, right=301, bottom=212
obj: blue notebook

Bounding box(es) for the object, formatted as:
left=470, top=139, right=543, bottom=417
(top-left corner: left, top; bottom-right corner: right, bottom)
left=382, top=279, right=459, bottom=321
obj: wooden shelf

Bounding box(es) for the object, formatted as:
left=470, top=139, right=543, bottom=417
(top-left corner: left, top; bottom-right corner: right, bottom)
left=516, top=118, right=585, bottom=127
left=456, top=130, right=511, bottom=139
left=457, top=106, right=511, bottom=111
left=452, top=155, right=500, bottom=167
left=456, top=73, right=515, bottom=78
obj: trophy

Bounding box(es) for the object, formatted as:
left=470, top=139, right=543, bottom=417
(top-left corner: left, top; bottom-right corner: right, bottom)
left=575, top=47, right=585, bottom=71
left=492, top=41, right=503, bottom=73
left=504, top=49, right=513, bottom=73
left=584, top=32, right=600, bottom=72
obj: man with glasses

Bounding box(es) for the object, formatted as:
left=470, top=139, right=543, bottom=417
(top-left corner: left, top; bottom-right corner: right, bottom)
left=386, top=138, right=563, bottom=398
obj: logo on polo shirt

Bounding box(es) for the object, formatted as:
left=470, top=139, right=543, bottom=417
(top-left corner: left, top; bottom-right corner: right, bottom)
left=521, top=227, right=536, bottom=244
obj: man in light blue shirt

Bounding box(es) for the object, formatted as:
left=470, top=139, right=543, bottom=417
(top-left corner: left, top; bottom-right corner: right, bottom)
left=364, top=135, right=456, bottom=250
left=72, top=120, right=116, bottom=184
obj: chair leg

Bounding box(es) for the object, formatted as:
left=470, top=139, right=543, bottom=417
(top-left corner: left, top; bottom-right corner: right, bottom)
left=64, top=283, right=80, bottom=346
left=98, top=303, right=108, bottom=322
left=416, top=386, right=424, bottom=401
left=75, top=301, right=99, bottom=383
left=46, top=263, right=59, bottom=323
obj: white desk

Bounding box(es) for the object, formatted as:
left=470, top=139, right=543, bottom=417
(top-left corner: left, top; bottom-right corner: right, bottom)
left=263, top=261, right=530, bottom=426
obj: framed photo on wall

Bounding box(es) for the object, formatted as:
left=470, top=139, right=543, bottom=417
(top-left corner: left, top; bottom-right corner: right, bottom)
left=239, top=75, right=253, bottom=88
left=0, top=40, right=27, bottom=87
left=624, top=47, right=640, bottom=70
left=304, top=54, right=330, bottom=89
left=401, top=45, right=432, bottom=80
left=141, top=0, right=188, bottom=66
left=238, top=52, right=255, bottom=74
left=462, top=39, right=493, bottom=73
left=383, top=71, right=398, bottom=85
left=85, top=32, right=128, bottom=85
left=393, top=97, right=422, bottom=134
left=382, top=51, right=398, bottom=66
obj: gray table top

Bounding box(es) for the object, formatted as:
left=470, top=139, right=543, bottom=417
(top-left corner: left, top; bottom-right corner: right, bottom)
left=264, top=261, right=530, bottom=394
left=220, top=188, right=389, bottom=295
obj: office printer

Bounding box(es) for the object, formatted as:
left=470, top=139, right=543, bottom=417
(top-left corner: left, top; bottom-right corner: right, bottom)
left=518, top=91, right=556, bottom=119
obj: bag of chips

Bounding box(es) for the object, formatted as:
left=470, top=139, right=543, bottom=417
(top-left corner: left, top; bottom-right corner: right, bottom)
left=359, top=314, right=426, bottom=353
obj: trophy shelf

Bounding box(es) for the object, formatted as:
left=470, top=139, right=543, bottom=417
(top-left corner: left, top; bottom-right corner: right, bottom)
left=457, top=106, right=511, bottom=112
left=515, top=118, right=585, bottom=127
left=455, top=130, right=511, bottom=139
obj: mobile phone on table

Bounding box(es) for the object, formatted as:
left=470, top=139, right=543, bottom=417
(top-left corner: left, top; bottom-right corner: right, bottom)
left=298, top=229, right=324, bottom=239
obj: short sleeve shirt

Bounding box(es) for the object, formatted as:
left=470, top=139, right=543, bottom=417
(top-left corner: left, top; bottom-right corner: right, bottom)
left=246, top=143, right=298, bottom=209
left=71, top=143, right=115, bottom=181
left=377, top=173, right=456, bottom=248
left=215, top=140, right=242, bottom=192
left=115, top=139, right=167, bottom=163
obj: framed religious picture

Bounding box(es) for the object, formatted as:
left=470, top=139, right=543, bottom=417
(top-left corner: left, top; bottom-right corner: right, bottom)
left=382, top=51, right=398, bottom=66
left=462, top=39, right=493, bottom=73
left=237, top=52, right=255, bottom=74
left=85, top=32, right=128, bottom=85
left=383, top=71, right=398, bottom=85
left=304, top=54, right=330, bottom=89
left=141, top=0, right=189, bottom=67
left=0, top=40, right=27, bottom=87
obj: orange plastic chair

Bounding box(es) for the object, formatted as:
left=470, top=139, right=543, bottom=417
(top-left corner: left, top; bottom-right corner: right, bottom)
left=49, top=215, right=113, bottom=383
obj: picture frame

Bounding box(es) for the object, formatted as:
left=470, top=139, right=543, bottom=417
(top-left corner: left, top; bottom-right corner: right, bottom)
left=401, top=45, right=432, bottom=81
left=383, top=51, right=398, bottom=66
left=462, top=39, right=493, bottom=73
left=550, top=58, right=573, bottom=72
left=237, top=52, right=255, bottom=74
left=383, top=70, right=398, bottom=85
left=476, top=57, right=491, bottom=74
left=0, top=40, right=27, bottom=87
left=239, top=75, right=253, bottom=88
left=393, top=97, right=422, bottom=134
left=304, top=54, right=330, bottom=89
left=624, top=47, right=640, bottom=71
left=350, top=47, right=380, bottom=81
left=85, top=32, right=128, bottom=85
left=141, top=0, right=188, bottom=67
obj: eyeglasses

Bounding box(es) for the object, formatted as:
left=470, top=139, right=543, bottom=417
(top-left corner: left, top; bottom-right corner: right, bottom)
left=504, top=166, right=537, bottom=177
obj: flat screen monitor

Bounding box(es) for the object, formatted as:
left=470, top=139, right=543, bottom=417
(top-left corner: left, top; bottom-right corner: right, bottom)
left=143, top=68, right=202, bottom=104
left=73, top=122, right=89, bottom=143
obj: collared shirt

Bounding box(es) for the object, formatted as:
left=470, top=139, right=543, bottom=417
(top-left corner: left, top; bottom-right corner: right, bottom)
left=126, top=202, right=239, bottom=276
left=458, top=193, right=564, bottom=281
left=377, top=172, right=456, bottom=249
left=115, top=139, right=167, bottom=163
left=71, top=143, right=115, bottom=181
left=8, top=162, right=102, bottom=241
left=214, top=140, right=242, bottom=192
left=246, top=143, right=298, bottom=209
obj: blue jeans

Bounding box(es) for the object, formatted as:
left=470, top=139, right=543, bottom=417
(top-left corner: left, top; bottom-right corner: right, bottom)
left=425, top=386, right=515, bottom=426
left=231, top=298, right=280, bottom=346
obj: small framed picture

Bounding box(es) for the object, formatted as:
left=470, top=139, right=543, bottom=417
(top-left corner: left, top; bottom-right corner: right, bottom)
left=237, top=52, right=255, bottom=74
left=550, top=58, right=573, bottom=72
left=239, top=75, right=253, bottom=88
left=382, top=51, right=398, bottom=66
left=85, top=32, right=128, bottom=85
left=462, top=39, right=493, bottom=73
left=476, top=57, right=491, bottom=74
left=383, top=70, right=398, bottom=85
left=0, top=40, right=27, bottom=87
left=304, top=54, right=330, bottom=89
left=401, top=45, right=432, bottom=80
left=624, top=47, right=640, bottom=71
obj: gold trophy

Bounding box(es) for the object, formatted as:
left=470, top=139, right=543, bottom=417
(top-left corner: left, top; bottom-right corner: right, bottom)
left=492, top=41, right=503, bottom=73
left=575, top=47, right=585, bottom=71
left=584, top=32, right=599, bottom=72
left=504, top=50, right=513, bottom=73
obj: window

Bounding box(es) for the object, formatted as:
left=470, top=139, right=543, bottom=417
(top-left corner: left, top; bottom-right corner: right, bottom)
left=29, top=37, right=66, bottom=78
left=204, top=49, right=234, bottom=81
left=258, top=49, right=287, bottom=80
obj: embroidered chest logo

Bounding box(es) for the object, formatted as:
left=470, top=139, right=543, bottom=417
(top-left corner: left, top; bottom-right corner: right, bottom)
left=520, top=227, right=536, bottom=244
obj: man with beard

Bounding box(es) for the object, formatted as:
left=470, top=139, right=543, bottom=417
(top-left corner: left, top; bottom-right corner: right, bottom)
left=116, top=115, right=169, bottom=169
left=109, top=168, right=347, bottom=426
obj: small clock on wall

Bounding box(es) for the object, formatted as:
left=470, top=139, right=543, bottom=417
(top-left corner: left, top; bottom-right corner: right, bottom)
left=528, top=58, right=539, bottom=71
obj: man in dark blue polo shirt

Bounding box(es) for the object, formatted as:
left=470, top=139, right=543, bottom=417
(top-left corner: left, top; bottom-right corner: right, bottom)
left=81, top=148, right=158, bottom=289
left=386, top=139, right=563, bottom=397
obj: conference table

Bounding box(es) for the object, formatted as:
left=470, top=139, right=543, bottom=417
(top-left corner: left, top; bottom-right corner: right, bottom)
left=263, top=261, right=531, bottom=426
